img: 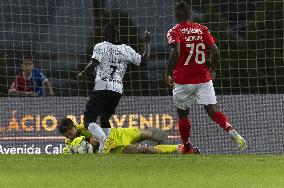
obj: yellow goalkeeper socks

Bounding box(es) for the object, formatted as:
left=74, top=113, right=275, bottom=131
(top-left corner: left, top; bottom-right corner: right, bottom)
left=154, top=145, right=178, bottom=154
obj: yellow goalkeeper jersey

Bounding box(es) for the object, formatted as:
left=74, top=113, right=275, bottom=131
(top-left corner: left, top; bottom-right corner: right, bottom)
left=63, top=126, right=141, bottom=154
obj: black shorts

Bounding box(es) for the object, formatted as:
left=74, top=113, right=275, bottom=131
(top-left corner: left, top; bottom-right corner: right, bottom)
left=84, top=90, right=122, bottom=126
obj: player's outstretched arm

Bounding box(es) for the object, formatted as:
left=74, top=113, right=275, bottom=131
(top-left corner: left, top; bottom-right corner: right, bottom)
left=140, top=31, right=151, bottom=64
left=77, top=59, right=99, bottom=80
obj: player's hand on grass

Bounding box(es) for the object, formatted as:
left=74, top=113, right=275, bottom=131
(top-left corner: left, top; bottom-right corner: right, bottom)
left=164, top=74, right=175, bottom=89
left=144, top=31, right=151, bottom=43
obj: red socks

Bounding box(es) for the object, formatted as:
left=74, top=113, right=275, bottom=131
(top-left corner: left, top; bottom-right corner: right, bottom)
left=177, top=112, right=232, bottom=150
left=178, top=117, right=191, bottom=146
left=212, top=112, right=233, bottom=132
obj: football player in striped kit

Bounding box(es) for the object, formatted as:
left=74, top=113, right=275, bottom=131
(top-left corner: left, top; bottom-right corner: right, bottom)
left=78, top=22, right=151, bottom=153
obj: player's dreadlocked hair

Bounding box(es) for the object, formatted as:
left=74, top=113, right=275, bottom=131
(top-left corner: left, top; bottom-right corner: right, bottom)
left=58, top=118, right=74, bottom=134
left=175, top=1, right=191, bottom=22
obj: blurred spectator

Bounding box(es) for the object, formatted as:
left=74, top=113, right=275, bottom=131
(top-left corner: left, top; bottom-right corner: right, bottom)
left=8, top=58, right=54, bottom=96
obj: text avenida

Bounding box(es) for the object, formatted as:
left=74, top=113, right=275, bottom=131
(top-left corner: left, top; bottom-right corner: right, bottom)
left=0, top=144, right=63, bottom=154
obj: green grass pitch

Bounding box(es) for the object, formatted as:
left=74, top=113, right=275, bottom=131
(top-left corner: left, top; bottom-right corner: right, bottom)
left=0, top=154, right=284, bottom=188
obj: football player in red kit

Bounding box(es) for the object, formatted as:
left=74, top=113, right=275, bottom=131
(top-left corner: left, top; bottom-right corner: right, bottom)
left=165, top=1, right=247, bottom=154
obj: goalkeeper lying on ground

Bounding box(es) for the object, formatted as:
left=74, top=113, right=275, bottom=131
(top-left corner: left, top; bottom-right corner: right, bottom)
left=58, top=117, right=180, bottom=154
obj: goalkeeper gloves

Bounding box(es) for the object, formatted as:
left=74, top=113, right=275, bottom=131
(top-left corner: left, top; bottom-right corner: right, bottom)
left=70, top=136, right=93, bottom=154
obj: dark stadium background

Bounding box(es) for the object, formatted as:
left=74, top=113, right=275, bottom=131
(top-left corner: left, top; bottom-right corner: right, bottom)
left=0, top=0, right=282, bottom=96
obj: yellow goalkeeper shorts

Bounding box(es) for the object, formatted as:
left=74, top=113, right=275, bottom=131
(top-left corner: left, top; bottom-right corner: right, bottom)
left=104, top=127, right=141, bottom=154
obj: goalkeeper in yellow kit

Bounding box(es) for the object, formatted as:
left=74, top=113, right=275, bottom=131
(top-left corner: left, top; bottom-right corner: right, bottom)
left=58, top=118, right=180, bottom=154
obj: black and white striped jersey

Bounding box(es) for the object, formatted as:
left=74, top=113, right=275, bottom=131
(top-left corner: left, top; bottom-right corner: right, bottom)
left=91, top=41, right=141, bottom=94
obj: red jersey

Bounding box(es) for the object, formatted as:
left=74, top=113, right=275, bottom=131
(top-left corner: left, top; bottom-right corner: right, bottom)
left=10, top=74, right=33, bottom=92
left=167, top=21, right=216, bottom=84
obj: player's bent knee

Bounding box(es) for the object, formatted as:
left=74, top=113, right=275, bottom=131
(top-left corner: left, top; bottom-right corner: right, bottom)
left=140, top=130, right=153, bottom=140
